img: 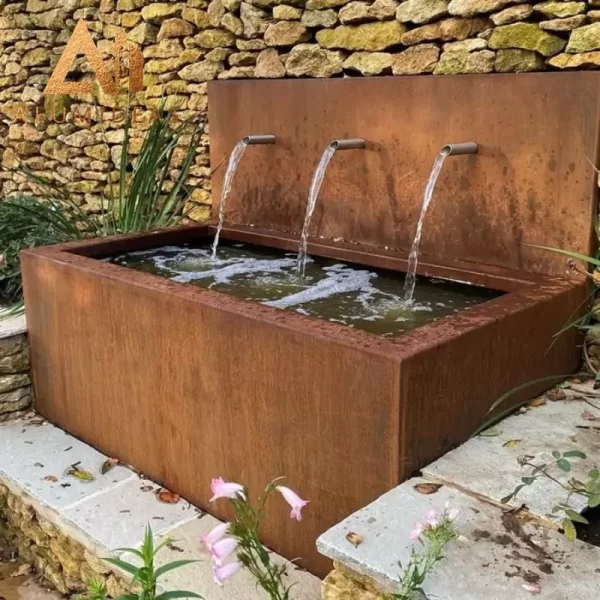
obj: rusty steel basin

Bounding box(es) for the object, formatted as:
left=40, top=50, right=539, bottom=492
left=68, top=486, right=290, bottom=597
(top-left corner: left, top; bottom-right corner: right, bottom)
left=21, top=73, right=599, bottom=576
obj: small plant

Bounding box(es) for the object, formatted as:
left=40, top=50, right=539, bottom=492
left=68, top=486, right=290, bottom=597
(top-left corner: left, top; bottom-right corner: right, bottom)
left=390, top=505, right=459, bottom=600
left=202, top=477, right=308, bottom=599
left=502, top=449, right=600, bottom=540
left=91, top=525, right=202, bottom=600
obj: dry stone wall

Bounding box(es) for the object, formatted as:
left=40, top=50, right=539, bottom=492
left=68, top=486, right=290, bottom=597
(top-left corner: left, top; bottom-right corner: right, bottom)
left=0, top=331, right=32, bottom=420
left=0, top=0, right=600, bottom=215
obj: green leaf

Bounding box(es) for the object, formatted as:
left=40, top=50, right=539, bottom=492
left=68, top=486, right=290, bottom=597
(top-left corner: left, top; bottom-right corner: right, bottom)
left=552, top=450, right=561, bottom=459
left=562, top=518, right=577, bottom=541
left=589, top=494, right=600, bottom=508
left=104, top=558, right=139, bottom=576
left=500, top=493, right=514, bottom=504
left=154, top=560, right=198, bottom=579
left=113, top=595, right=139, bottom=600
left=563, top=450, right=587, bottom=459
left=155, top=591, right=204, bottom=600
left=521, top=477, right=536, bottom=485
left=114, top=547, right=145, bottom=559
left=589, top=469, right=600, bottom=480
left=526, top=244, right=600, bottom=268
left=557, top=459, right=571, bottom=472
left=479, top=427, right=502, bottom=437
left=565, top=509, right=589, bottom=525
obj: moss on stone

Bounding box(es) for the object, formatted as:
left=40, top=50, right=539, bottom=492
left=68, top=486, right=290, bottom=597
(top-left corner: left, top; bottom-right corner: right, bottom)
left=489, top=22, right=566, bottom=56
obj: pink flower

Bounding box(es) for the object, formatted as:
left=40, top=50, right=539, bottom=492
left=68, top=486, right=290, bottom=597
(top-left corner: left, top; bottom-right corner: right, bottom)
left=277, top=486, right=309, bottom=521
left=409, top=522, right=424, bottom=542
left=424, top=509, right=438, bottom=527
left=213, top=561, right=242, bottom=586
left=210, top=537, right=238, bottom=566
left=201, top=522, right=229, bottom=552
left=210, top=477, right=245, bottom=502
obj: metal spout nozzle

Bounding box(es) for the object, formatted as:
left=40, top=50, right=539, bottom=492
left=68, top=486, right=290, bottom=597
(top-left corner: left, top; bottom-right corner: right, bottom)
left=441, top=143, right=479, bottom=156
left=330, top=138, right=366, bottom=150
left=243, top=135, right=276, bottom=145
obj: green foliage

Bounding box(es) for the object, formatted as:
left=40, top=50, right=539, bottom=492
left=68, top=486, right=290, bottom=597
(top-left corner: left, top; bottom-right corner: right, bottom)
left=90, top=525, right=202, bottom=600
left=501, top=450, right=600, bottom=541
left=391, top=509, right=459, bottom=600
left=0, top=110, right=204, bottom=313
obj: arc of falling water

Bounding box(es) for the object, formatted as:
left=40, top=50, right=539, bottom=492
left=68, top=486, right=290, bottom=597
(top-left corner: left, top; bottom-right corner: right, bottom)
left=403, top=142, right=478, bottom=304
left=296, top=138, right=366, bottom=276
left=211, top=135, right=276, bottom=260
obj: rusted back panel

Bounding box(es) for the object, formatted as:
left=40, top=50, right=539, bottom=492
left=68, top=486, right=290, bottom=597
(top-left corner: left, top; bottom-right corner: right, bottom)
left=208, top=73, right=600, bottom=277
left=21, top=248, right=401, bottom=576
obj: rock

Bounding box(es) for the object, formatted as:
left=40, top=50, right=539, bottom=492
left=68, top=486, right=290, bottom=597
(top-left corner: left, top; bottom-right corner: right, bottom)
left=186, top=204, right=211, bottom=221
left=273, top=5, right=303, bottom=19
left=179, top=60, right=224, bottom=81
left=255, top=48, right=286, bottom=76
left=490, top=4, right=533, bottom=25
left=285, top=43, right=345, bottom=76
left=539, top=15, right=587, bottom=31
left=117, top=0, right=144, bottom=9
left=222, top=13, right=244, bottom=35
left=306, top=0, right=353, bottom=7
left=22, top=47, right=51, bottom=67
left=589, top=10, right=600, bottom=22
left=339, top=0, right=398, bottom=23
left=84, top=145, right=110, bottom=161
left=128, top=22, right=158, bottom=44
left=205, top=47, right=233, bottom=61
left=240, top=2, right=271, bottom=38
left=533, top=1, right=585, bottom=18
left=434, top=48, right=495, bottom=73
left=237, top=38, right=267, bottom=49
left=443, top=37, right=487, bottom=51
left=489, top=23, right=566, bottom=56
left=316, top=21, right=406, bottom=50
left=143, top=39, right=185, bottom=58
left=302, top=9, right=338, bottom=27
left=218, top=66, right=255, bottom=78
left=449, top=0, right=527, bottom=17
left=343, top=51, right=393, bottom=74
left=122, top=12, right=142, bottom=26
left=222, top=0, right=242, bottom=10
left=401, top=16, right=490, bottom=44
left=229, top=51, right=257, bottom=66
left=548, top=50, right=600, bottom=67
left=0, top=387, right=32, bottom=414
left=208, top=0, right=226, bottom=27
left=495, top=47, right=545, bottom=71
left=0, top=373, right=30, bottom=394
left=40, top=139, right=71, bottom=164
left=61, top=130, right=97, bottom=148
left=141, top=2, right=183, bottom=23
left=193, top=28, right=237, bottom=47
left=391, top=42, right=440, bottom=73
left=157, top=18, right=195, bottom=41
left=182, top=7, right=210, bottom=28
left=264, top=21, right=310, bottom=46
left=566, top=23, right=600, bottom=52
left=396, top=0, right=449, bottom=24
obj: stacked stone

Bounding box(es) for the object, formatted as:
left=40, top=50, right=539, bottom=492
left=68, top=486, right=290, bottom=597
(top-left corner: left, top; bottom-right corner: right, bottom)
left=1, top=0, right=599, bottom=217
left=0, top=484, right=132, bottom=595
left=0, top=332, right=32, bottom=421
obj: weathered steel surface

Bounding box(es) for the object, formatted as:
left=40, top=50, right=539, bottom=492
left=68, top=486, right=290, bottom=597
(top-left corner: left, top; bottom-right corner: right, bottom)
left=21, top=227, right=585, bottom=576
left=208, top=73, right=600, bottom=277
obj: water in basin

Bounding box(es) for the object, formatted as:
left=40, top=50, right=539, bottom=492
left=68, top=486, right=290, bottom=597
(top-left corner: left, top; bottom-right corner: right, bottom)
left=109, top=242, right=502, bottom=337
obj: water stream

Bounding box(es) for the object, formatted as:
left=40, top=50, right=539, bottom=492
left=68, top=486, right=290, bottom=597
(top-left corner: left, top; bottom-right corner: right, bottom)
left=403, top=150, right=449, bottom=304
left=211, top=139, right=249, bottom=260
left=296, top=144, right=337, bottom=277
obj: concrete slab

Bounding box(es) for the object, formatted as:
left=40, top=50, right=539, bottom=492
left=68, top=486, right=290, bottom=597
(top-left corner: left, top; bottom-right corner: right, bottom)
left=317, top=477, right=600, bottom=599
left=422, top=399, right=597, bottom=523
left=0, top=314, right=26, bottom=339
left=62, top=477, right=200, bottom=552
left=0, top=419, right=134, bottom=511
left=157, top=515, right=321, bottom=600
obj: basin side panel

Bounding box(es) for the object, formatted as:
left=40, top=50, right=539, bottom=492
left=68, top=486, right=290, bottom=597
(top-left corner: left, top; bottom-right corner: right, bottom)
left=21, top=250, right=402, bottom=576
left=397, top=281, right=586, bottom=476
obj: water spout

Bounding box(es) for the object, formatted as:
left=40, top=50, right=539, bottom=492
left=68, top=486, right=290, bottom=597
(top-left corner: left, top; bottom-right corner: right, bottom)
left=211, top=135, right=276, bottom=259
left=402, top=142, right=478, bottom=304
left=296, top=138, right=366, bottom=276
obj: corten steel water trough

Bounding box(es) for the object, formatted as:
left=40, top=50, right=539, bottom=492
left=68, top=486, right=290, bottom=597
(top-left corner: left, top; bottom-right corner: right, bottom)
left=21, top=73, right=599, bottom=576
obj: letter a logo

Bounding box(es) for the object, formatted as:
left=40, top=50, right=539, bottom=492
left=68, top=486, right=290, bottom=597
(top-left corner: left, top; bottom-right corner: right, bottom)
left=45, top=19, right=143, bottom=96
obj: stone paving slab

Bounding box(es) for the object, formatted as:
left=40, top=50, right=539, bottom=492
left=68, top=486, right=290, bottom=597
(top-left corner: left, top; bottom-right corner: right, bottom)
left=0, top=419, right=134, bottom=511
left=0, top=314, right=26, bottom=340
left=157, top=515, right=321, bottom=600
left=317, top=477, right=600, bottom=599
left=422, top=398, right=598, bottom=523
